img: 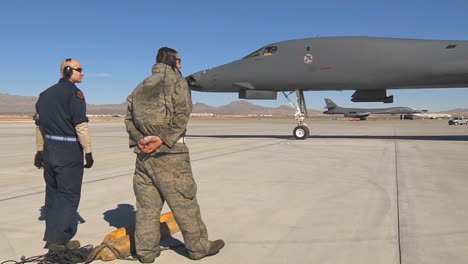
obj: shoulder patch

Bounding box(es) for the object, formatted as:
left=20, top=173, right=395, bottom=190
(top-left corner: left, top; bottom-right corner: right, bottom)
left=76, top=90, right=85, bottom=99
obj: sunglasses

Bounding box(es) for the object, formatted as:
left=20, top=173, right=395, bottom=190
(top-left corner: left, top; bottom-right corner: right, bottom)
left=72, top=67, right=83, bottom=73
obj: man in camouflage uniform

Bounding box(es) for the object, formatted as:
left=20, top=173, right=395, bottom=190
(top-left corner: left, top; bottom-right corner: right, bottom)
left=124, top=47, right=224, bottom=263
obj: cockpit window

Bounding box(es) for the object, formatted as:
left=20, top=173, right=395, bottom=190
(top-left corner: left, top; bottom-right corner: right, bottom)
left=243, top=48, right=263, bottom=59
left=262, top=46, right=277, bottom=56
left=243, top=46, right=278, bottom=59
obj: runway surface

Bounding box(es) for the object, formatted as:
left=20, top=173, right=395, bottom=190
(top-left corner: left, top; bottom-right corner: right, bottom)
left=0, top=118, right=467, bottom=264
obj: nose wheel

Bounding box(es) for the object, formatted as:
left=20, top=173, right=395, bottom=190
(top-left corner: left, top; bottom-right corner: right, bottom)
left=283, top=90, right=309, bottom=140
left=293, top=125, right=310, bottom=139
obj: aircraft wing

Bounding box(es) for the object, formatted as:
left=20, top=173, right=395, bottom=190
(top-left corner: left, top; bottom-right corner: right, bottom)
left=357, top=112, right=371, bottom=118
left=344, top=112, right=370, bottom=118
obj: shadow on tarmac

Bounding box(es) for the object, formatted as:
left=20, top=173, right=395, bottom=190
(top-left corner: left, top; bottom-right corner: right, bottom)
left=188, top=135, right=468, bottom=141
left=103, top=204, right=136, bottom=228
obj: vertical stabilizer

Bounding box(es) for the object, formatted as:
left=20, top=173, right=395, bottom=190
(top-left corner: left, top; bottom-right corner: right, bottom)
left=324, top=98, right=338, bottom=109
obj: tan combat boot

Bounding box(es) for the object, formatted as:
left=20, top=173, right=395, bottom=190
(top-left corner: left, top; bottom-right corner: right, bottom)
left=47, top=240, right=80, bottom=253
left=65, top=240, right=81, bottom=249
left=189, top=239, right=225, bottom=260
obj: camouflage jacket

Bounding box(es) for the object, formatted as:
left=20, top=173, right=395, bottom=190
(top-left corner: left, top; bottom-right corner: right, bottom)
left=125, top=63, right=192, bottom=154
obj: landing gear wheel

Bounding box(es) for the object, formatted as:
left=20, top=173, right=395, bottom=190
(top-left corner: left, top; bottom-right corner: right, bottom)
left=293, top=125, right=309, bottom=140
left=282, top=90, right=310, bottom=140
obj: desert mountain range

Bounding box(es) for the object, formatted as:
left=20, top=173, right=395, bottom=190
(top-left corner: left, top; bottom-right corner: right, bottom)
left=0, top=93, right=314, bottom=115
left=1, top=93, right=466, bottom=115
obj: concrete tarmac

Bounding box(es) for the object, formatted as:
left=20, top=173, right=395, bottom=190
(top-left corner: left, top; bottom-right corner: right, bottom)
left=0, top=119, right=467, bottom=264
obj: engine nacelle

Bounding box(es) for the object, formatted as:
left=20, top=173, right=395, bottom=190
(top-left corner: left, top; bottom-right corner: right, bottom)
left=239, top=89, right=277, bottom=100
left=351, top=89, right=394, bottom=103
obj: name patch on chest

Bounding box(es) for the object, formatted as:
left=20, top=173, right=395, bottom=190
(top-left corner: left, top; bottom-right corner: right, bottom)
left=76, top=90, right=85, bottom=99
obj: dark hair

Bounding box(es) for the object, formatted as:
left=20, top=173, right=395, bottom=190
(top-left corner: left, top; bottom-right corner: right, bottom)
left=156, top=47, right=178, bottom=64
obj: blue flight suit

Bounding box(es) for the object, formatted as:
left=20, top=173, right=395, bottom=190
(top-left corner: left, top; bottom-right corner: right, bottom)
left=35, top=78, right=88, bottom=244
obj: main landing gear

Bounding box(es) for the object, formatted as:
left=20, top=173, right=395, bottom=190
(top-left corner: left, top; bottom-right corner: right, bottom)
left=282, top=90, right=309, bottom=140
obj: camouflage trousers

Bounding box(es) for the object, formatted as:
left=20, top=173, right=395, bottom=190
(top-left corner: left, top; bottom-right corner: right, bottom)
left=133, top=150, right=210, bottom=260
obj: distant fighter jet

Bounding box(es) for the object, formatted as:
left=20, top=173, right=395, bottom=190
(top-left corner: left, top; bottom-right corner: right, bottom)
left=187, top=36, right=468, bottom=139
left=323, top=98, right=422, bottom=120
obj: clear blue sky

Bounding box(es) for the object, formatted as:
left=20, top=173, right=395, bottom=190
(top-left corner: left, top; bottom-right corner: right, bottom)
left=1, top=0, right=467, bottom=111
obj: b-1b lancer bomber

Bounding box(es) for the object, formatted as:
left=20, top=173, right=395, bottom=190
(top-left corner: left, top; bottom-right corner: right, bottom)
left=187, top=36, right=468, bottom=139
left=323, top=98, right=422, bottom=120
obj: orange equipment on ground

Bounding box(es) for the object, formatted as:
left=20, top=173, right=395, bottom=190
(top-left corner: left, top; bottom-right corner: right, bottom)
left=86, top=211, right=180, bottom=262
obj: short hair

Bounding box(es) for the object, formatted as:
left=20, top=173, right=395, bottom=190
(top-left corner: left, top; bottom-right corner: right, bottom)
left=156, top=47, right=178, bottom=64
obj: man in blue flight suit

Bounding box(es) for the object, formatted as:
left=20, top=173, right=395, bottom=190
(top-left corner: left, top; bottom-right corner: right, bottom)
left=34, top=58, right=94, bottom=252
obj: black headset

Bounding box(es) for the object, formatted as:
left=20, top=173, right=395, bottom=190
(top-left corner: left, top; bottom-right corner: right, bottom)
left=63, top=58, right=73, bottom=78
left=165, top=53, right=177, bottom=68
left=160, top=48, right=177, bottom=68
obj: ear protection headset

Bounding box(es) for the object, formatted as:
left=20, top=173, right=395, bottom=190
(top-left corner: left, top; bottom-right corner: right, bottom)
left=164, top=51, right=177, bottom=68
left=63, top=58, right=73, bottom=78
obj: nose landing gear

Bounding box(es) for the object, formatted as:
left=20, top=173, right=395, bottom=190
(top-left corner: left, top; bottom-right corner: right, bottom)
left=282, top=90, right=310, bottom=140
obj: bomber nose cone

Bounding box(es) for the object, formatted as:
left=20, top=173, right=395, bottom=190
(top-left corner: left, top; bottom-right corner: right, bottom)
left=186, top=71, right=202, bottom=91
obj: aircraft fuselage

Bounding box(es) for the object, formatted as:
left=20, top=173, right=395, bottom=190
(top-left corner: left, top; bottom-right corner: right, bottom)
left=188, top=36, right=468, bottom=94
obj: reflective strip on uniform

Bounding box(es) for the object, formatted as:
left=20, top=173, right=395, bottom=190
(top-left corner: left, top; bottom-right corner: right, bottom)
left=45, top=134, right=77, bottom=142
